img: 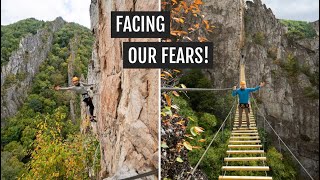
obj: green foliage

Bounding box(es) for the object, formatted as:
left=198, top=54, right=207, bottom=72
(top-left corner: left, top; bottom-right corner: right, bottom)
left=253, top=32, right=265, bottom=45
left=22, top=122, right=99, bottom=179
left=303, top=86, right=319, bottom=99
left=1, top=18, right=95, bottom=179
left=170, top=94, right=230, bottom=179
left=1, top=18, right=46, bottom=66
left=280, top=20, right=317, bottom=41
left=267, top=147, right=298, bottom=180
left=179, top=69, right=234, bottom=120
left=1, top=151, right=27, bottom=180
left=3, top=73, right=17, bottom=89
left=280, top=54, right=300, bottom=77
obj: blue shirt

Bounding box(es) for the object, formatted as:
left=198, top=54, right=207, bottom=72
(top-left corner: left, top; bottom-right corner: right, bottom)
left=232, top=86, right=261, bottom=104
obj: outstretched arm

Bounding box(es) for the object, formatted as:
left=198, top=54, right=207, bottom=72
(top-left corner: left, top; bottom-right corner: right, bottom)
left=248, top=82, right=265, bottom=92
left=81, top=81, right=95, bottom=86
left=232, top=86, right=238, bottom=96
left=55, top=86, right=75, bottom=91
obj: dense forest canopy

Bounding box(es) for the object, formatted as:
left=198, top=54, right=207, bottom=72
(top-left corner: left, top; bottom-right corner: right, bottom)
left=1, top=18, right=99, bottom=179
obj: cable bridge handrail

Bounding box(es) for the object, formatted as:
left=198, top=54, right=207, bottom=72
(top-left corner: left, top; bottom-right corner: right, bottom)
left=161, top=87, right=233, bottom=91
left=187, top=98, right=237, bottom=180
left=251, top=96, right=315, bottom=180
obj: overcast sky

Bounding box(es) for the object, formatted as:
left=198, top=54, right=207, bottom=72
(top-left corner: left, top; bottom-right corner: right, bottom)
left=1, top=0, right=319, bottom=28
left=261, top=0, right=319, bottom=22
left=1, top=0, right=91, bottom=28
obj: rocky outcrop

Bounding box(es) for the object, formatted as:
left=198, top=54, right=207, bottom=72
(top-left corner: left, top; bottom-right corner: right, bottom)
left=243, top=0, right=319, bottom=178
left=201, top=0, right=318, bottom=178
left=1, top=17, right=65, bottom=120
left=87, top=0, right=159, bottom=179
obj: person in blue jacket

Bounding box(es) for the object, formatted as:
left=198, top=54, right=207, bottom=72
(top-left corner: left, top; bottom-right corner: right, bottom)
left=232, top=81, right=265, bottom=128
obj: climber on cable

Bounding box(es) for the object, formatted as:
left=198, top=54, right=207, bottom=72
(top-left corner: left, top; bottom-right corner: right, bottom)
left=232, top=81, right=265, bottom=129
left=55, top=76, right=96, bottom=122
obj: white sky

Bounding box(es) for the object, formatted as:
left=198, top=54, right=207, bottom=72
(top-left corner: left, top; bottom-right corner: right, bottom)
left=1, top=0, right=91, bottom=28
left=1, top=0, right=319, bottom=28
left=260, top=0, right=319, bottom=22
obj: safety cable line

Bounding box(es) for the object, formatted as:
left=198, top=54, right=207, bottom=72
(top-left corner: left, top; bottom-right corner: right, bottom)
left=187, top=98, right=237, bottom=180
left=161, top=87, right=233, bottom=92
left=252, top=97, right=315, bottom=180
left=119, top=170, right=158, bottom=180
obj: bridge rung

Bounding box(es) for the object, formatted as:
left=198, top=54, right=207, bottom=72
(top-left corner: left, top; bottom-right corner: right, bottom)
left=219, top=175, right=272, bottom=180
left=228, top=145, right=262, bottom=148
left=227, top=150, right=264, bottom=154
left=222, top=166, right=270, bottom=171
left=233, top=127, right=257, bottom=130
left=229, top=140, right=261, bottom=144
left=231, top=133, right=259, bottom=135
left=232, top=130, right=258, bottom=133
left=224, top=157, right=267, bottom=161
left=233, top=125, right=257, bottom=128
left=230, top=136, right=260, bottom=139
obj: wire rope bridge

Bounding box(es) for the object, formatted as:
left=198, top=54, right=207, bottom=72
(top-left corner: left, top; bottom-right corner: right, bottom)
left=162, top=64, right=314, bottom=180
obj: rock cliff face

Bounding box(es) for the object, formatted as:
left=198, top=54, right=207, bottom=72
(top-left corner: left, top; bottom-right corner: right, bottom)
left=201, top=0, right=319, bottom=178
left=88, top=0, right=159, bottom=179
left=1, top=17, right=65, bottom=120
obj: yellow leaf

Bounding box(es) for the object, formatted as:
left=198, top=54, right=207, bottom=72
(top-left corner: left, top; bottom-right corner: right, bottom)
left=176, top=120, right=185, bottom=125
left=173, top=69, right=181, bottom=73
left=198, top=139, right=206, bottom=142
left=183, top=141, right=193, bottom=151
left=163, top=94, right=172, bottom=106
left=162, top=71, right=173, bottom=78
left=172, top=91, right=180, bottom=97
left=180, top=84, right=187, bottom=88
left=192, top=146, right=201, bottom=149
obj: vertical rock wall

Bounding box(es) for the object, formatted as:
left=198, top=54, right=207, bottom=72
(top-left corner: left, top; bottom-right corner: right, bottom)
left=88, top=0, right=159, bottom=179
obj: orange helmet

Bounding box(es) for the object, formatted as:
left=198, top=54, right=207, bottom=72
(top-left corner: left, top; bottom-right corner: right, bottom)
left=240, top=81, right=246, bottom=85
left=72, top=76, right=79, bottom=82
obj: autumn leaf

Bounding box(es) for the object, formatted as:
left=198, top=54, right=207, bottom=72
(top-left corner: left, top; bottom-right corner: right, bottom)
left=192, top=146, right=201, bottom=149
left=183, top=141, right=193, bottom=151
left=203, top=20, right=210, bottom=29
left=162, top=70, right=173, bottom=78
left=198, top=36, right=208, bottom=42
left=176, top=157, right=183, bottom=162
left=198, top=139, right=206, bottom=142
left=194, top=0, right=203, bottom=5
left=180, top=84, right=187, bottom=88
left=172, top=91, right=180, bottom=97
left=161, top=142, right=169, bottom=148
left=176, top=120, right=185, bottom=125
left=163, top=94, right=172, bottom=106
left=173, top=69, right=181, bottom=73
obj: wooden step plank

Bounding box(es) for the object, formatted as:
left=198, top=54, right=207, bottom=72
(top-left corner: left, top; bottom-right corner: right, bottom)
left=222, top=166, right=270, bottom=171
left=233, top=125, right=257, bottom=128
left=233, top=127, right=257, bottom=130
left=224, top=157, right=267, bottom=162
left=230, top=136, right=260, bottom=139
left=228, top=145, right=262, bottom=148
left=219, top=176, right=272, bottom=180
left=229, top=140, right=261, bottom=144
left=227, top=150, right=264, bottom=154
left=232, top=130, right=258, bottom=133
left=231, top=133, right=259, bottom=135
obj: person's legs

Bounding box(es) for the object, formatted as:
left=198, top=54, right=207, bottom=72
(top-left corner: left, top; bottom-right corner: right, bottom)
left=83, top=98, right=95, bottom=121
left=245, top=108, right=250, bottom=127
left=238, top=106, right=243, bottom=128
